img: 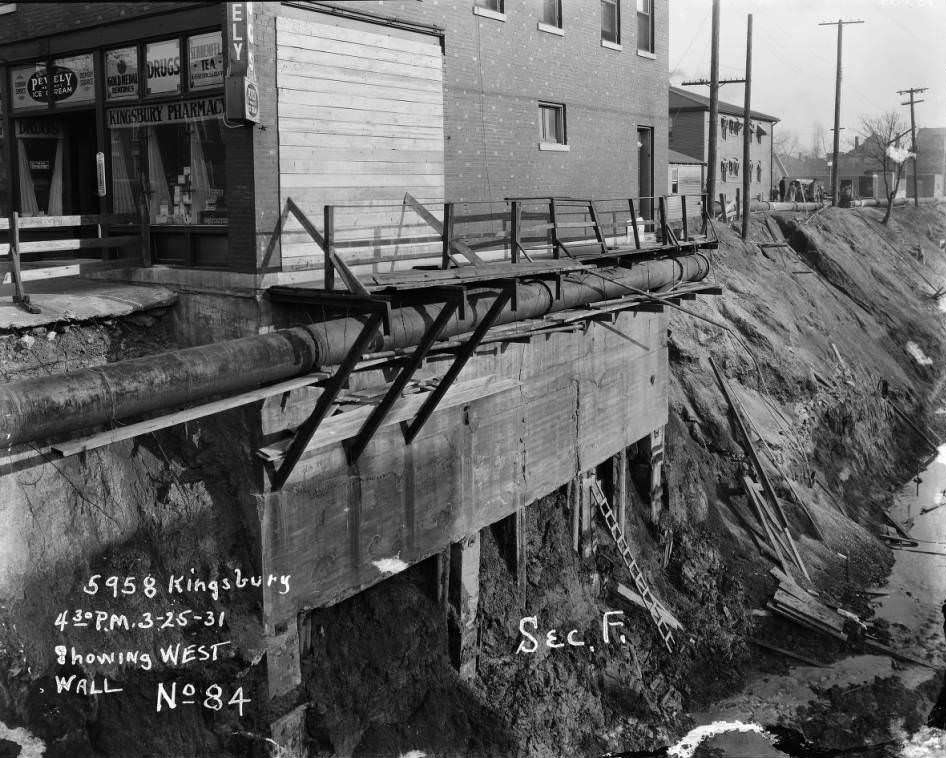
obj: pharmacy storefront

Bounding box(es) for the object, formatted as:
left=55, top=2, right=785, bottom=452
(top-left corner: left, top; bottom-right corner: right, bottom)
left=2, top=18, right=236, bottom=266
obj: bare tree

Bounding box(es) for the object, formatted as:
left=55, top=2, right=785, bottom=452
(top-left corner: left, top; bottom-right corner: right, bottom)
left=859, top=111, right=911, bottom=224
left=774, top=129, right=802, bottom=158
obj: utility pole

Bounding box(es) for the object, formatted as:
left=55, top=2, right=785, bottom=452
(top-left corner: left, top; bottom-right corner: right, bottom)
left=708, top=0, right=720, bottom=218
left=819, top=18, right=864, bottom=206
left=682, top=0, right=749, bottom=219
left=741, top=14, right=752, bottom=239
left=898, top=86, right=927, bottom=207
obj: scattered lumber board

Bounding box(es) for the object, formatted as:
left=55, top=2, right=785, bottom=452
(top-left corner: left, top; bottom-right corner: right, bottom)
left=712, top=358, right=811, bottom=581
left=613, top=582, right=684, bottom=632
left=863, top=637, right=937, bottom=670
left=744, top=477, right=792, bottom=575
left=750, top=639, right=828, bottom=668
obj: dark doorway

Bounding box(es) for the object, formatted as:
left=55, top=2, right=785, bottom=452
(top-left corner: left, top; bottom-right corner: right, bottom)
left=61, top=110, right=98, bottom=215
left=637, top=126, right=654, bottom=219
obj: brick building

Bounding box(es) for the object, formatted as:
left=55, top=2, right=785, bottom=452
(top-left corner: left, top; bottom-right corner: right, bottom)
left=669, top=84, right=778, bottom=203
left=0, top=1, right=670, bottom=279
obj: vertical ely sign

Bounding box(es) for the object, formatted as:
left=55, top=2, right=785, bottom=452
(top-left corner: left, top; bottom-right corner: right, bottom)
left=224, top=2, right=259, bottom=123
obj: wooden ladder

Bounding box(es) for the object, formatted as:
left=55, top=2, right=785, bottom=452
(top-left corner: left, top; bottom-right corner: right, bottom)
left=589, top=479, right=675, bottom=653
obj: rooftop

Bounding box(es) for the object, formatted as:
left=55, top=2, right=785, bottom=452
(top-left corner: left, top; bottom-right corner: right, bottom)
left=670, top=86, right=780, bottom=123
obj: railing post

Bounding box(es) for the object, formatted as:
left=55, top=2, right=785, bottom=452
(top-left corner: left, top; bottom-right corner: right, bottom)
left=324, top=204, right=335, bottom=291
left=441, top=202, right=454, bottom=270
left=549, top=198, right=560, bottom=258
left=510, top=200, right=521, bottom=264
left=658, top=196, right=668, bottom=244
left=680, top=195, right=689, bottom=241
left=627, top=198, right=641, bottom=249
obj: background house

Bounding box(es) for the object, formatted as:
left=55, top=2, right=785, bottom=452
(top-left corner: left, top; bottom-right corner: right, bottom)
left=668, top=148, right=704, bottom=196
left=669, top=84, right=778, bottom=203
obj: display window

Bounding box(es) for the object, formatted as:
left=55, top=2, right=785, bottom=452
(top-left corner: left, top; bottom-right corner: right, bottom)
left=108, top=97, right=226, bottom=225
left=15, top=118, right=64, bottom=215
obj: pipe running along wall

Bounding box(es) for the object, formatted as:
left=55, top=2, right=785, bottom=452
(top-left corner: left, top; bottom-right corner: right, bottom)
left=0, top=255, right=709, bottom=446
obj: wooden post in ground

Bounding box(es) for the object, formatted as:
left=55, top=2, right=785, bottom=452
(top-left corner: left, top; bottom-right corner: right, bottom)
left=448, top=532, right=481, bottom=680
left=719, top=193, right=728, bottom=222
left=648, top=428, right=665, bottom=525
left=493, top=507, right=527, bottom=594
left=581, top=472, right=594, bottom=559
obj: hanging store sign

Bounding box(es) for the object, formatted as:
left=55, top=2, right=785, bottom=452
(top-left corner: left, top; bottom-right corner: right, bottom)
left=224, top=2, right=259, bottom=123
left=106, top=47, right=139, bottom=100
left=145, top=39, right=182, bottom=96
left=189, top=31, right=224, bottom=91
left=106, top=96, right=224, bottom=128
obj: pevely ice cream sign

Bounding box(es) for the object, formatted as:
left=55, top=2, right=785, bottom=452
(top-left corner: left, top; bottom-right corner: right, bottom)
left=11, top=54, right=96, bottom=111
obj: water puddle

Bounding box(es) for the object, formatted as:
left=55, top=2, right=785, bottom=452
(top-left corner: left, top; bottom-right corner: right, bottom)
left=664, top=448, right=946, bottom=757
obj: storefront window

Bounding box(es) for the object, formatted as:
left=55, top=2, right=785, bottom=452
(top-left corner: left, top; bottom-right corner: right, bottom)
left=108, top=97, right=226, bottom=225
left=15, top=118, right=64, bottom=215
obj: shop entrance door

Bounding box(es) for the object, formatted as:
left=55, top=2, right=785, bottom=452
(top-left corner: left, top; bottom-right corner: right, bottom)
left=61, top=110, right=98, bottom=215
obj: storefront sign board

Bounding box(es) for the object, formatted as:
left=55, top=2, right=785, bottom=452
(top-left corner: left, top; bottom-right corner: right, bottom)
left=145, top=39, right=182, bottom=96
left=106, top=47, right=139, bottom=100
left=224, top=2, right=259, bottom=123
left=106, top=96, right=224, bottom=129
left=189, top=31, right=224, bottom=91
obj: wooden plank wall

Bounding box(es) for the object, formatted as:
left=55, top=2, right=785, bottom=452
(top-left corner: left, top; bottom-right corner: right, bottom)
left=275, top=15, right=446, bottom=271
left=260, top=310, right=668, bottom=626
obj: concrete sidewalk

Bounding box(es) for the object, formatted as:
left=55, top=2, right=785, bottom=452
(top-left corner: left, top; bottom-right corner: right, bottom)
left=0, top=276, right=177, bottom=331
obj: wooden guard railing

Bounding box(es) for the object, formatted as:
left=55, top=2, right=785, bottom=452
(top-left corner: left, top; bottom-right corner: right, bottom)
left=1, top=212, right=148, bottom=313
left=280, top=192, right=713, bottom=291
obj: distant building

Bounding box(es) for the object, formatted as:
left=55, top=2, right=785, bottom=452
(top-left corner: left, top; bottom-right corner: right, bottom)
left=668, top=85, right=778, bottom=202
left=668, top=149, right=704, bottom=197
left=903, top=127, right=946, bottom=199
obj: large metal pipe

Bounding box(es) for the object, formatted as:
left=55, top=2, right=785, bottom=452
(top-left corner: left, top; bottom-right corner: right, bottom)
left=0, top=255, right=709, bottom=446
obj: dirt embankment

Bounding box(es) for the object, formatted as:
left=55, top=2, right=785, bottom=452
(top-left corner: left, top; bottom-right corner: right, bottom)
left=294, top=205, right=946, bottom=757
left=0, top=311, right=271, bottom=758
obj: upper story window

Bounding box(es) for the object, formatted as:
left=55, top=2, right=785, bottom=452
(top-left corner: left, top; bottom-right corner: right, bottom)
left=637, top=0, right=654, bottom=54
left=541, top=0, right=563, bottom=29
left=601, top=0, right=621, bottom=46
left=539, top=102, right=568, bottom=150
left=473, top=0, right=505, bottom=21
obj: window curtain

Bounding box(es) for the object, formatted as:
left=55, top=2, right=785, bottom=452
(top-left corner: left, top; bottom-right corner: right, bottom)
left=146, top=126, right=171, bottom=221
left=47, top=137, right=64, bottom=216
left=16, top=140, right=39, bottom=216
left=111, top=130, right=136, bottom=215
left=189, top=121, right=210, bottom=218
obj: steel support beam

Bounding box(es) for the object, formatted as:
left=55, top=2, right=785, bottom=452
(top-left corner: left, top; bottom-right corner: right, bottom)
left=345, top=298, right=461, bottom=464
left=403, top=284, right=515, bottom=444
left=271, top=312, right=384, bottom=490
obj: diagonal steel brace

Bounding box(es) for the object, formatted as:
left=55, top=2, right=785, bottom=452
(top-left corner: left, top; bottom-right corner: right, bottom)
left=270, top=311, right=384, bottom=491
left=402, top=283, right=515, bottom=444
left=345, top=295, right=463, bottom=464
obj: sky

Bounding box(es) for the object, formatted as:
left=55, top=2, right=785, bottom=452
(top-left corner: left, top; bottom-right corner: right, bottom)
left=668, top=0, right=946, bottom=154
